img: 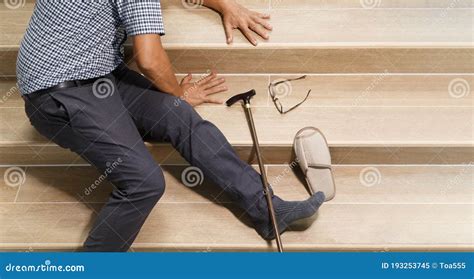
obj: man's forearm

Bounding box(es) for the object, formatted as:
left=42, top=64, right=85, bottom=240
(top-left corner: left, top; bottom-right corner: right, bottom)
left=133, top=35, right=183, bottom=97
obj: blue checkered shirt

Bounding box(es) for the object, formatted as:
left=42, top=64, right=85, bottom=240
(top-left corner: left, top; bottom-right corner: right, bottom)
left=16, top=0, right=165, bottom=95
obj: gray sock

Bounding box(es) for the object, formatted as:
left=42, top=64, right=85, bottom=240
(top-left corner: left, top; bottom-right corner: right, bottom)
left=253, top=192, right=326, bottom=240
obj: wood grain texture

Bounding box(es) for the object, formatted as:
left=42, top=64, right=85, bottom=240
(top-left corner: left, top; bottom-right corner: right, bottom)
left=4, top=165, right=471, bottom=204
left=1, top=203, right=471, bottom=251
left=2, top=105, right=472, bottom=145
left=1, top=144, right=473, bottom=165
left=1, top=165, right=472, bottom=251
left=2, top=48, right=473, bottom=77
left=1, top=7, right=473, bottom=75
left=271, top=0, right=474, bottom=9
left=2, top=8, right=472, bottom=47
left=3, top=0, right=472, bottom=11
left=3, top=75, right=473, bottom=108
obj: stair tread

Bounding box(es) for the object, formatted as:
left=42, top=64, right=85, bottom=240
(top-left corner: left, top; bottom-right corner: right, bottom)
left=1, top=103, right=472, bottom=146
left=2, top=75, right=473, bottom=108
left=1, top=165, right=472, bottom=251
left=8, top=0, right=474, bottom=10
left=1, top=75, right=473, bottom=147
left=271, top=0, right=474, bottom=9
left=1, top=7, right=473, bottom=48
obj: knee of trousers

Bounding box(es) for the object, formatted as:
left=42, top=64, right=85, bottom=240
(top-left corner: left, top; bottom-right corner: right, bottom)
left=124, top=169, right=166, bottom=203
left=165, top=96, right=203, bottom=124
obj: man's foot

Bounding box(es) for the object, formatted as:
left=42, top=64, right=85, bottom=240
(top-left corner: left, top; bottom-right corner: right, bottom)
left=253, top=192, right=326, bottom=240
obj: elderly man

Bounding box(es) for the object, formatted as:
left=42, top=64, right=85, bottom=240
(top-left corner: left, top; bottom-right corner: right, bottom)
left=17, top=0, right=325, bottom=251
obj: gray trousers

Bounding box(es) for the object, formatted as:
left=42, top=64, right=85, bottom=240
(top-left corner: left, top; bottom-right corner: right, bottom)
left=24, top=65, right=270, bottom=251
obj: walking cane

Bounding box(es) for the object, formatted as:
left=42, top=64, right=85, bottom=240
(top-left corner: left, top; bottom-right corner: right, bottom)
left=226, top=90, right=284, bottom=252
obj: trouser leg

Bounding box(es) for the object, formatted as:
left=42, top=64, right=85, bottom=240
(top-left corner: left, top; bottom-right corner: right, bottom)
left=24, top=75, right=165, bottom=251
left=114, top=68, right=268, bottom=220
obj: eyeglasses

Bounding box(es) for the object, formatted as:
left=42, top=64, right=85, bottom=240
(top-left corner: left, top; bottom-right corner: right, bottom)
left=268, top=75, right=311, bottom=114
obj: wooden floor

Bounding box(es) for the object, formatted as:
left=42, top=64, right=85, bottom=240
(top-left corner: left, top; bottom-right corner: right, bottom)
left=1, top=4, right=473, bottom=75
left=1, top=165, right=472, bottom=251
left=2, top=5, right=473, bottom=47
left=1, top=75, right=472, bottom=166
left=1, top=75, right=473, bottom=146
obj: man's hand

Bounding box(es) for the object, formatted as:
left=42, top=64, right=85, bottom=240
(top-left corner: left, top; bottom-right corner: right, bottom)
left=192, top=0, right=272, bottom=46
left=179, top=72, right=227, bottom=107
left=220, top=1, right=272, bottom=46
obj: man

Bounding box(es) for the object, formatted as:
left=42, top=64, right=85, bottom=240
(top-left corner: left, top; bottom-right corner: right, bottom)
left=17, top=0, right=325, bottom=252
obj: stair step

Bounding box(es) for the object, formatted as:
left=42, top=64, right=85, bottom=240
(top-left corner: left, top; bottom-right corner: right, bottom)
left=3, top=105, right=471, bottom=145
left=1, top=7, right=473, bottom=75
left=11, top=0, right=474, bottom=10
left=1, top=75, right=472, bottom=165
left=3, top=75, right=473, bottom=108
left=271, top=0, right=474, bottom=9
left=1, top=165, right=472, bottom=251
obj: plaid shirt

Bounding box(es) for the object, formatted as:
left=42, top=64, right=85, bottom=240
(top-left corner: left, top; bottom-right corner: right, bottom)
left=16, top=0, right=165, bottom=95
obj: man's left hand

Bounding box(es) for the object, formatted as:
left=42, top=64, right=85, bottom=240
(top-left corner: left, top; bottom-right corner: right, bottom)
left=220, top=1, right=272, bottom=46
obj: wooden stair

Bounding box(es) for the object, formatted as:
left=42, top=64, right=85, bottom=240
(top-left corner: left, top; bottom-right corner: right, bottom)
left=0, top=0, right=473, bottom=251
left=1, top=165, right=472, bottom=251
left=1, top=2, right=474, bottom=75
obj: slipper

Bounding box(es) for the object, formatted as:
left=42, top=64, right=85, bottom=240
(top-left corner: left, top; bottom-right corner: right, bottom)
left=294, top=127, right=336, bottom=201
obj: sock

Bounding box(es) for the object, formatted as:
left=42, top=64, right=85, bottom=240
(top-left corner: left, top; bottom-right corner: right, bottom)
left=252, top=191, right=326, bottom=240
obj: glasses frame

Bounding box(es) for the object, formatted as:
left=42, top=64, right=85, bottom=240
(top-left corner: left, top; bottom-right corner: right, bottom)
left=268, top=75, right=312, bottom=114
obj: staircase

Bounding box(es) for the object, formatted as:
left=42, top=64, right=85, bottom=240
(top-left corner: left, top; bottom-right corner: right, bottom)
left=0, top=0, right=472, bottom=251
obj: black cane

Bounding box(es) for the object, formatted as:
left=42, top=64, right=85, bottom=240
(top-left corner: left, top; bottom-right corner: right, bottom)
left=226, top=90, right=284, bottom=252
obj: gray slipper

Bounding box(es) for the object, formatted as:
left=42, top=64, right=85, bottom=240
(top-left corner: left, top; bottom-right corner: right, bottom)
left=294, top=127, right=336, bottom=201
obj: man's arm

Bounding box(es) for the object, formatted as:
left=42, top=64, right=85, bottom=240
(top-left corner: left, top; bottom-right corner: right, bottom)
left=133, top=34, right=227, bottom=106
left=188, top=0, right=273, bottom=46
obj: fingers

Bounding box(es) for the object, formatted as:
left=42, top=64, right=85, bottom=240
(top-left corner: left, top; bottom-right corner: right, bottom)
left=253, top=16, right=273, bottom=31
left=201, top=75, right=228, bottom=95
left=240, top=26, right=258, bottom=46
left=241, top=13, right=272, bottom=45
left=205, top=85, right=228, bottom=95
left=224, top=21, right=234, bottom=44
left=204, top=97, right=224, bottom=104
left=180, top=73, right=193, bottom=85
left=198, top=71, right=218, bottom=84
left=203, top=77, right=226, bottom=90
left=255, top=12, right=271, bottom=20
left=249, top=21, right=270, bottom=40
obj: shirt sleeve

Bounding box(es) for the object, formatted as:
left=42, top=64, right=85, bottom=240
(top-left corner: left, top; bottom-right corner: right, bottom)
left=116, top=0, right=165, bottom=36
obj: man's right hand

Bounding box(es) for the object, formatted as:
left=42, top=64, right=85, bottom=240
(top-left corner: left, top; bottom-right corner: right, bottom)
left=179, top=72, right=227, bottom=107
